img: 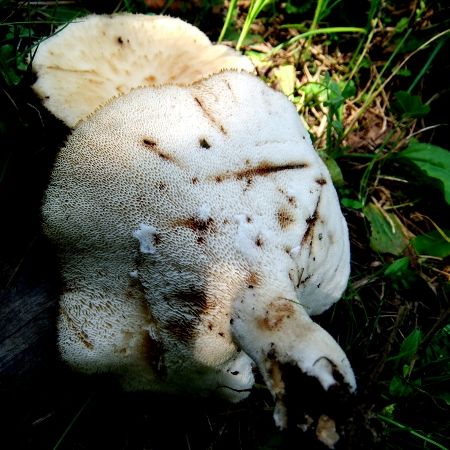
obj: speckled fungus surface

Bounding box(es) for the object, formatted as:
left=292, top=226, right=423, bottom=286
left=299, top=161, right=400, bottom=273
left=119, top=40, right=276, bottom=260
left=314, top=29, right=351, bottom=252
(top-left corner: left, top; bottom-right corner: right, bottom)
left=31, top=13, right=254, bottom=127
left=37, top=14, right=355, bottom=441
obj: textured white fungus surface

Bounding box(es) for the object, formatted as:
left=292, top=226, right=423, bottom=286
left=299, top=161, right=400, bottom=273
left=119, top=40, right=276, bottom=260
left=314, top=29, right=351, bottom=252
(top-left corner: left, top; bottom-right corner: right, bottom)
left=133, top=224, right=158, bottom=254
left=31, top=13, right=254, bottom=127
left=43, top=70, right=354, bottom=423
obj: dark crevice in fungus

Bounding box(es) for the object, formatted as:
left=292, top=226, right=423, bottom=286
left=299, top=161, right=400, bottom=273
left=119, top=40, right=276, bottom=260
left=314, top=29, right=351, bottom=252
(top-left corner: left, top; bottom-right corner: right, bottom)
left=301, top=195, right=321, bottom=252
left=199, top=138, right=211, bottom=149
left=174, top=216, right=216, bottom=245
left=211, top=161, right=308, bottom=183
left=143, top=138, right=175, bottom=162
left=193, top=96, right=227, bottom=135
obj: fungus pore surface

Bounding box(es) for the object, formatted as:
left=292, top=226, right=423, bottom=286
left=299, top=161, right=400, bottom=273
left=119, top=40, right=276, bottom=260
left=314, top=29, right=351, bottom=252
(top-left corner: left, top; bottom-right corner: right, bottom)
left=43, top=69, right=354, bottom=428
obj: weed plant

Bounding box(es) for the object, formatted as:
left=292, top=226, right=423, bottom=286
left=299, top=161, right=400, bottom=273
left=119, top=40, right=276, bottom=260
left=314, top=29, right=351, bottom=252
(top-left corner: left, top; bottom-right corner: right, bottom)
left=0, top=1, right=449, bottom=449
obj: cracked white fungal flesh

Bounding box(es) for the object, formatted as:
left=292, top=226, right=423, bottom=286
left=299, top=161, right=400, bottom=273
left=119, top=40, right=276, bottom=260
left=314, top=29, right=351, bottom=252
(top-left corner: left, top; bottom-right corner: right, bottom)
left=31, top=13, right=254, bottom=127
left=43, top=70, right=355, bottom=427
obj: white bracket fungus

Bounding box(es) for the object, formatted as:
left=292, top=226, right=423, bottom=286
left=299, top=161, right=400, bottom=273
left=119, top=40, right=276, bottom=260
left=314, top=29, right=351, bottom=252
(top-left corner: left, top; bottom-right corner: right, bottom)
left=36, top=13, right=355, bottom=439
left=32, top=13, right=254, bottom=127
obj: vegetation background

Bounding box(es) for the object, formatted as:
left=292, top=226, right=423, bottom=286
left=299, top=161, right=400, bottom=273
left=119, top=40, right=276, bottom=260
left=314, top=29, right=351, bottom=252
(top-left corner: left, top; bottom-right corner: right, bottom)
left=0, top=0, right=449, bottom=449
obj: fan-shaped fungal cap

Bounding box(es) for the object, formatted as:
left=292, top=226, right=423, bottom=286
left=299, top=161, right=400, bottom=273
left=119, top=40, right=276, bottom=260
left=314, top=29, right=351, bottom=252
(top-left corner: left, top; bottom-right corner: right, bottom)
left=31, top=13, right=254, bottom=127
left=43, top=70, right=354, bottom=429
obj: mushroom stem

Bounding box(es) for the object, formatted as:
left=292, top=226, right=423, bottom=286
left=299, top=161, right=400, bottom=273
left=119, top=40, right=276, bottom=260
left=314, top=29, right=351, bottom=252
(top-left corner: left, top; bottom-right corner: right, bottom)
left=230, top=286, right=356, bottom=429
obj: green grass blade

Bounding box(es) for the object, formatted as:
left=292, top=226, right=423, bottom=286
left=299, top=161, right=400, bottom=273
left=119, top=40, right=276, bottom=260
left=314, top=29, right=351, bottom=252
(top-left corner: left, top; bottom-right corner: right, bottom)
left=271, top=27, right=366, bottom=54
left=218, top=0, right=238, bottom=42
left=407, top=38, right=446, bottom=93
left=377, top=415, right=447, bottom=449
left=236, top=0, right=272, bottom=51
left=53, top=397, right=91, bottom=450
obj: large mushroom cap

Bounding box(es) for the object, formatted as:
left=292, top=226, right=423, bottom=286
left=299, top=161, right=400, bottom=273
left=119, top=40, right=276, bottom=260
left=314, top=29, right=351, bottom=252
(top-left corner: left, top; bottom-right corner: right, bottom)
left=31, top=13, right=254, bottom=127
left=43, top=70, right=354, bottom=428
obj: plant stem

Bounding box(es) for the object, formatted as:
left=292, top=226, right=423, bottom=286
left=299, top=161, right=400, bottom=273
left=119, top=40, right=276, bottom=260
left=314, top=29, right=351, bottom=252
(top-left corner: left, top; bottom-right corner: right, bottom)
left=344, top=29, right=450, bottom=139
left=236, top=0, right=272, bottom=51
left=218, top=0, right=238, bottom=43
left=377, top=415, right=447, bottom=449
left=407, top=38, right=446, bottom=93
left=53, top=397, right=91, bottom=450
left=270, top=27, right=366, bottom=54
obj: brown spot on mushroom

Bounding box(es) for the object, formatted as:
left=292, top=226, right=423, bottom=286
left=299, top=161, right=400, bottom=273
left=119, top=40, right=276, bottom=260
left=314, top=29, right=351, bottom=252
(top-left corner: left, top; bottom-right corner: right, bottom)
left=197, top=236, right=205, bottom=245
left=277, top=207, right=295, bottom=229
left=145, top=74, right=156, bottom=83
left=266, top=357, right=285, bottom=397
left=300, top=274, right=311, bottom=285
left=316, top=178, right=327, bottom=186
left=193, top=96, right=227, bottom=135
left=211, top=160, right=308, bottom=183
left=218, top=332, right=225, bottom=337
left=60, top=307, right=94, bottom=350
left=165, top=318, right=196, bottom=343
left=174, top=216, right=216, bottom=234
left=258, top=300, right=295, bottom=332
left=142, top=138, right=156, bottom=147
left=158, top=181, right=167, bottom=191
left=287, top=196, right=297, bottom=208
left=164, top=288, right=213, bottom=343
left=142, top=138, right=174, bottom=162
left=255, top=236, right=264, bottom=247
left=301, top=195, right=321, bottom=247
left=117, top=36, right=124, bottom=44
left=165, top=287, right=212, bottom=317
left=191, top=177, right=199, bottom=184
left=316, top=415, right=340, bottom=448
left=246, top=215, right=252, bottom=223
left=246, top=271, right=261, bottom=288
left=199, top=138, right=211, bottom=149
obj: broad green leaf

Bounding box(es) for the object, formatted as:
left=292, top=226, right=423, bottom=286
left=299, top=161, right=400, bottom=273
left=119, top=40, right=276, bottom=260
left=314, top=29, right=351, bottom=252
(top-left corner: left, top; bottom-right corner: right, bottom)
left=0, top=45, right=22, bottom=86
left=299, top=82, right=328, bottom=104
left=384, top=257, right=418, bottom=288
left=393, top=91, right=430, bottom=118
left=363, top=202, right=409, bottom=255
left=341, top=198, right=363, bottom=210
left=341, top=80, right=356, bottom=99
left=389, top=375, right=414, bottom=397
left=436, top=391, right=450, bottom=406
left=399, top=141, right=450, bottom=204
left=396, top=329, right=422, bottom=365
left=412, top=230, right=450, bottom=258
left=273, top=65, right=297, bottom=97
left=395, top=17, right=410, bottom=33
left=384, top=257, right=410, bottom=277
